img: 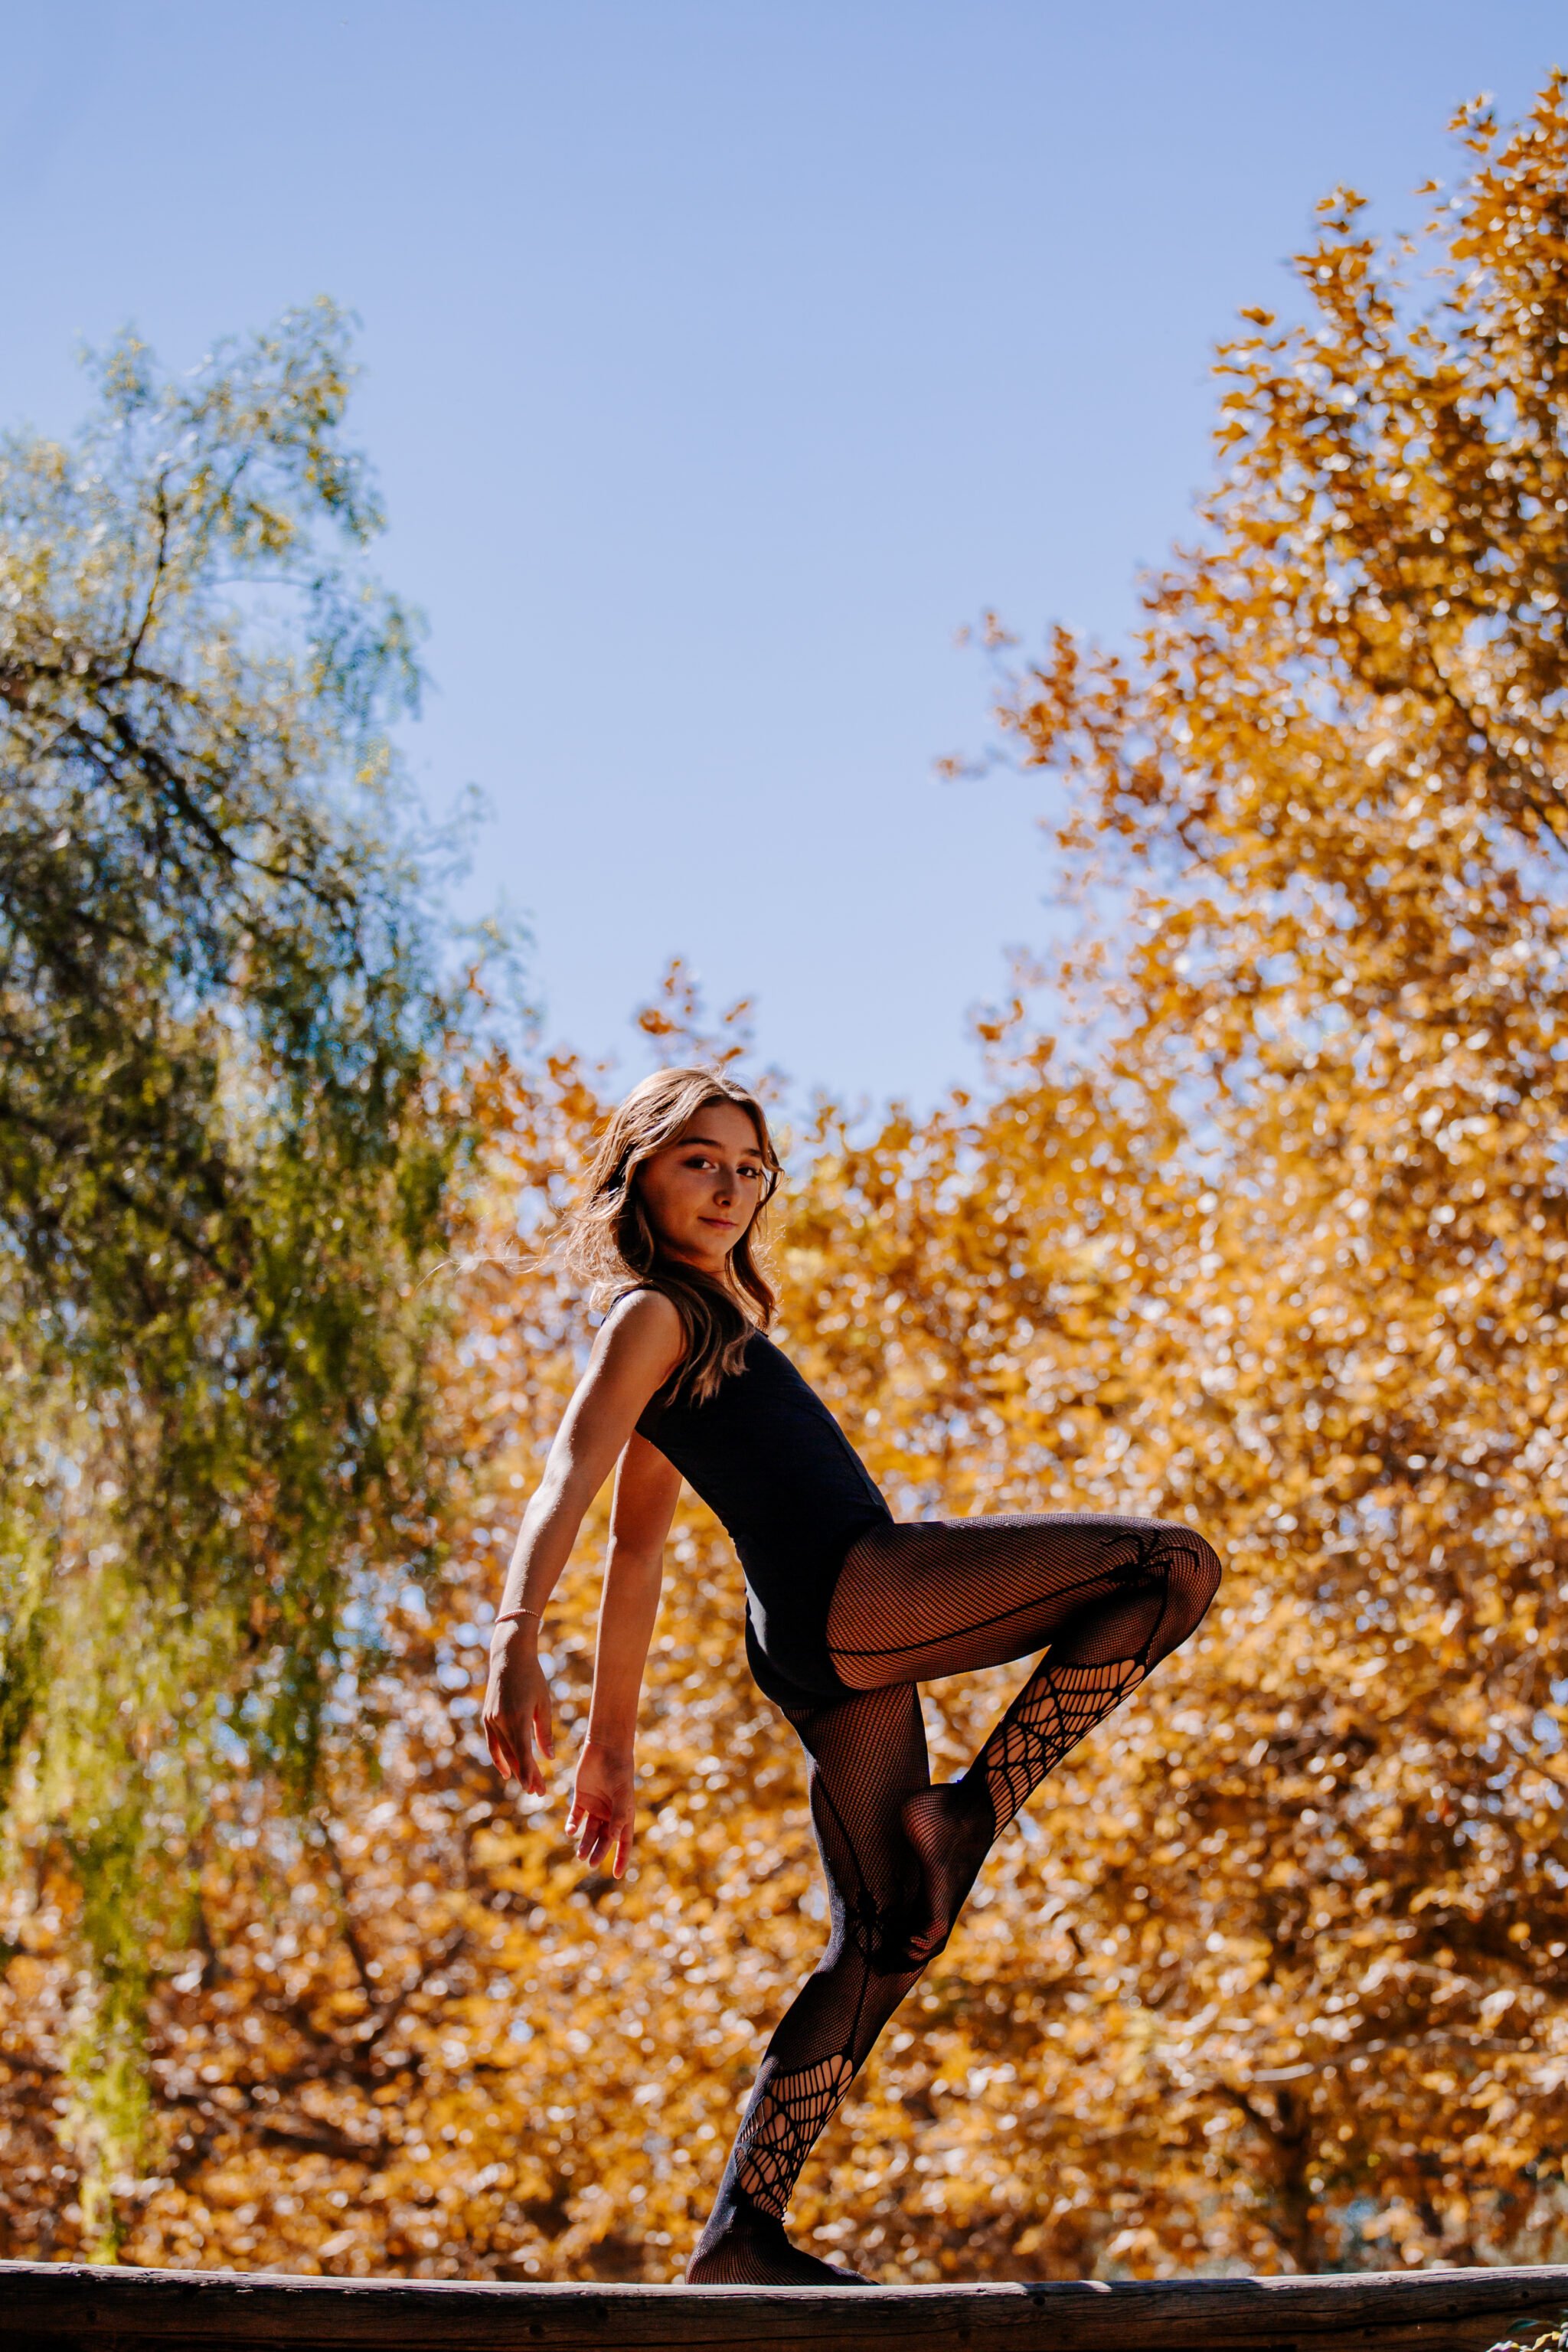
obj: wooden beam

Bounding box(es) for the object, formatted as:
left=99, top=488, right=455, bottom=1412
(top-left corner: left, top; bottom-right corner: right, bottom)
left=0, top=2259, right=1564, bottom=2352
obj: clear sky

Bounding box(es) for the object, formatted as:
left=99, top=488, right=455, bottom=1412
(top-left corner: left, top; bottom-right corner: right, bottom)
left=4, top=2, right=1564, bottom=1105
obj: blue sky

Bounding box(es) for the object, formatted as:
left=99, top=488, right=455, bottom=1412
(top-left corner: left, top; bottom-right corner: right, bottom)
left=5, top=2, right=1564, bottom=1104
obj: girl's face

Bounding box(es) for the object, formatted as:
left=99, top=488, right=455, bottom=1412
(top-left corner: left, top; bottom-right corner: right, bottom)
left=636, top=1102, right=771, bottom=1275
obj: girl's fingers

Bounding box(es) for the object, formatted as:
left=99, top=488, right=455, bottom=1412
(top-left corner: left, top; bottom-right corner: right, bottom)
left=563, top=1788, right=633, bottom=1872
left=586, top=1815, right=609, bottom=1859
left=485, top=1699, right=557, bottom=1801
left=488, top=1713, right=545, bottom=1796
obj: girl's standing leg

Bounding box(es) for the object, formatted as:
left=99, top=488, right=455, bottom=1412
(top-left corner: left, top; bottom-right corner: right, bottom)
left=686, top=1679, right=929, bottom=2284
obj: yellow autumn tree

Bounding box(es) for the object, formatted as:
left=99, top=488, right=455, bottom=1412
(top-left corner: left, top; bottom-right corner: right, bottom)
left=967, top=72, right=1568, bottom=2266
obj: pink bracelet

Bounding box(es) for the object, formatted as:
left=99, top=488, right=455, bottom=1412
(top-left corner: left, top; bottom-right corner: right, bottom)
left=493, top=1606, right=541, bottom=1626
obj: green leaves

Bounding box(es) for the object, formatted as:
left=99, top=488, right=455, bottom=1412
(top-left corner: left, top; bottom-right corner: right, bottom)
left=0, top=303, right=473, bottom=2243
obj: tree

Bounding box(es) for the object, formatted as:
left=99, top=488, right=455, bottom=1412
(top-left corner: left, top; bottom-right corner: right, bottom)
left=981, top=70, right=1568, bottom=2265
left=0, top=302, right=472, bottom=2248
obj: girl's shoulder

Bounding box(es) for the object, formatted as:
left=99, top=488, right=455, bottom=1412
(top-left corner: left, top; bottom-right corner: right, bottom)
left=596, top=1285, right=687, bottom=1400
left=604, top=1283, right=684, bottom=1336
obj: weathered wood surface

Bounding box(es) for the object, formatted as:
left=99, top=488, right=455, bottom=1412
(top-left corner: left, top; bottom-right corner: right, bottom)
left=0, top=2260, right=1564, bottom=2352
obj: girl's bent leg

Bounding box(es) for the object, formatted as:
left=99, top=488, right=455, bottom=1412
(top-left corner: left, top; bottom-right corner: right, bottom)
left=828, top=1514, right=1221, bottom=1965
left=828, top=1512, right=1221, bottom=1688
left=687, top=1681, right=929, bottom=2286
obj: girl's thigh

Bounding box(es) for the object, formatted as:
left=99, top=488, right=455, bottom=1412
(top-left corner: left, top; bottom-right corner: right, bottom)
left=826, top=1511, right=1183, bottom=1688
left=783, top=1679, right=930, bottom=1916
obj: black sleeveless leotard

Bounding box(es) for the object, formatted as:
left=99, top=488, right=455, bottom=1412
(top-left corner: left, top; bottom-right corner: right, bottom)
left=634, top=1325, right=892, bottom=1705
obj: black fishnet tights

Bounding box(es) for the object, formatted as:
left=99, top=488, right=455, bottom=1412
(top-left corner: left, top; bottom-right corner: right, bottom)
left=980, top=1652, right=1145, bottom=1828
left=686, top=1678, right=927, bottom=2282
left=687, top=1513, right=1220, bottom=2283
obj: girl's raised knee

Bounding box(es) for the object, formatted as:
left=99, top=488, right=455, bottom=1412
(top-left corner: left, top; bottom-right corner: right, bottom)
left=1166, top=1528, right=1222, bottom=1638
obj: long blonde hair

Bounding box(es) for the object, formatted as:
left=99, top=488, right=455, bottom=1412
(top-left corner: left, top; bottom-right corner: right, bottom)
left=563, top=1067, right=782, bottom=1404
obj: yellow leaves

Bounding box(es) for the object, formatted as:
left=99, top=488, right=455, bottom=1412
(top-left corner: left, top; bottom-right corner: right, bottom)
left=1409, top=1883, right=1465, bottom=1916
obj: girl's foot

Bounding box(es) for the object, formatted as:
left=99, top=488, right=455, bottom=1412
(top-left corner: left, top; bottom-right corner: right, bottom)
left=685, top=2192, right=871, bottom=2285
left=888, top=1779, right=995, bottom=1969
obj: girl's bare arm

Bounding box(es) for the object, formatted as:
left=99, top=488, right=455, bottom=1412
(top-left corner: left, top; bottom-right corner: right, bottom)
left=567, top=1433, right=682, bottom=1877
left=483, top=1290, right=683, bottom=1795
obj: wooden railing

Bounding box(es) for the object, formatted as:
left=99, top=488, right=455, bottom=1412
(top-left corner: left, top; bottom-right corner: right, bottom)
left=0, top=2259, right=1564, bottom=2352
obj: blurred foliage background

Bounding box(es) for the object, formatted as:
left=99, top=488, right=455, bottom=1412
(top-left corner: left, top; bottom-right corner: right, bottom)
left=3, top=77, right=1568, bottom=2282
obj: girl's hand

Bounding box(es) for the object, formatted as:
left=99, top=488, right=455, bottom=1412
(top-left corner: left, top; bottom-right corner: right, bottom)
left=483, top=1625, right=554, bottom=1795
left=567, top=1740, right=636, bottom=1877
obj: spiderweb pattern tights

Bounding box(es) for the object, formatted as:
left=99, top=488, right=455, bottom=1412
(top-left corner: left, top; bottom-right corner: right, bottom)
left=690, top=1513, right=1220, bottom=2279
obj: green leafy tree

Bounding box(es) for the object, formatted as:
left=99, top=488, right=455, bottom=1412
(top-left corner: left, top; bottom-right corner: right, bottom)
left=0, top=302, right=472, bottom=2247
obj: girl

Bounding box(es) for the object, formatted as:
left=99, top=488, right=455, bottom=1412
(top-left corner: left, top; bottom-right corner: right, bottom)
left=482, top=1067, right=1220, bottom=2285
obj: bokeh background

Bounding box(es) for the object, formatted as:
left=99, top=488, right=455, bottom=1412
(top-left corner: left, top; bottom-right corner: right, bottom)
left=4, top=0, right=1568, bottom=2291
